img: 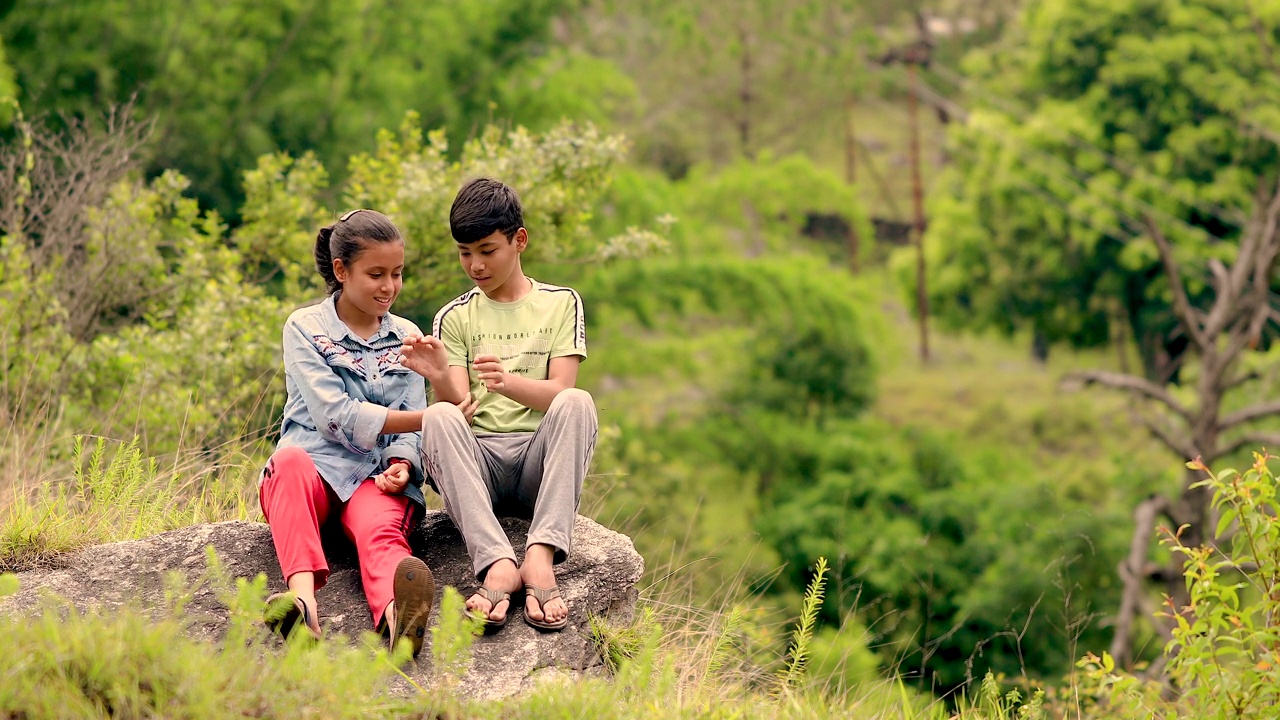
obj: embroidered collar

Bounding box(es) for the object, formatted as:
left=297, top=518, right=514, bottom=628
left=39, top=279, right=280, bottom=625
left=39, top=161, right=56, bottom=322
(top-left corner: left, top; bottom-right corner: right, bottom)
left=320, top=292, right=401, bottom=346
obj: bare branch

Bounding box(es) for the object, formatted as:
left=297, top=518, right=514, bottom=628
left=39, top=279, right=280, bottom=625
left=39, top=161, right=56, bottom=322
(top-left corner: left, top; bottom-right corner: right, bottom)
left=1208, top=257, right=1230, bottom=294
left=1220, top=400, right=1280, bottom=430
left=1065, top=369, right=1195, bottom=423
left=0, top=105, right=157, bottom=342
left=1225, top=369, right=1261, bottom=391
left=1147, top=217, right=1207, bottom=350
left=1223, top=181, right=1274, bottom=306
left=1216, top=431, right=1280, bottom=460
left=1141, top=417, right=1199, bottom=460
left=1110, top=495, right=1169, bottom=667
left=1203, top=182, right=1280, bottom=369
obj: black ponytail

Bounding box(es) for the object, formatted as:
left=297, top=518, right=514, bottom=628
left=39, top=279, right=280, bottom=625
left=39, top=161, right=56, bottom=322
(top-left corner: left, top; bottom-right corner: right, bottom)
left=314, top=226, right=339, bottom=295
left=312, top=209, right=402, bottom=295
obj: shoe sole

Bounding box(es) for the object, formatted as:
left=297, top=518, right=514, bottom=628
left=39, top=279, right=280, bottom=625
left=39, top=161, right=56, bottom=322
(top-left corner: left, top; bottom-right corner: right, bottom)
left=392, top=556, right=435, bottom=657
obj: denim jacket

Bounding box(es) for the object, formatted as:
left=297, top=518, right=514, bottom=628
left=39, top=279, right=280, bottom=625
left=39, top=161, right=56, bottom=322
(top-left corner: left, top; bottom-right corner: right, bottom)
left=272, top=293, right=428, bottom=508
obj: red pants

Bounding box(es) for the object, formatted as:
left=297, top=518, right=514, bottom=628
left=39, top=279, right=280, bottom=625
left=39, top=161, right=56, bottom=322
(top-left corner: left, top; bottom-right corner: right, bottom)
left=259, top=446, right=420, bottom=628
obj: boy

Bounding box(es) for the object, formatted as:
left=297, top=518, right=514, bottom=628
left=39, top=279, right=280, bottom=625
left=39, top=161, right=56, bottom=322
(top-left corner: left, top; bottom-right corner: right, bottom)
left=400, top=178, right=597, bottom=632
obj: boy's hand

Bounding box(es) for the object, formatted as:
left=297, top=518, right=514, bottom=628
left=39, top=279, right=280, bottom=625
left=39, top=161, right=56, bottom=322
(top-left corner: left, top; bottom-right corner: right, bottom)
left=374, top=460, right=410, bottom=494
left=457, top=392, right=480, bottom=424
left=473, top=354, right=509, bottom=392
left=399, top=334, right=449, bottom=380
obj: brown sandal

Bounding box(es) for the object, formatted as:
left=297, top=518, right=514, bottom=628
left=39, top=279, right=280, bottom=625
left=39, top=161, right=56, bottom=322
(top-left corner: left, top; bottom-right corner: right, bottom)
left=389, top=556, right=435, bottom=657
left=468, top=586, right=514, bottom=634
left=523, top=584, right=569, bottom=632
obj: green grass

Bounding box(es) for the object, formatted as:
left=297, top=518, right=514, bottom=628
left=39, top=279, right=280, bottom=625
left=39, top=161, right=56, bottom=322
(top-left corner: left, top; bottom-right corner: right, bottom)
left=0, top=265, right=1219, bottom=718
left=0, top=548, right=966, bottom=720
left=0, top=433, right=260, bottom=572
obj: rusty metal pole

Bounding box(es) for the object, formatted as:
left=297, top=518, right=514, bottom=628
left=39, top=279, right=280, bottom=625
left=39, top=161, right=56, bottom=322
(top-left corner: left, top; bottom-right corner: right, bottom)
left=844, top=94, right=857, bottom=185
left=844, top=92, right=861, bottom=273
left=907, top=60, right=930, bottom=362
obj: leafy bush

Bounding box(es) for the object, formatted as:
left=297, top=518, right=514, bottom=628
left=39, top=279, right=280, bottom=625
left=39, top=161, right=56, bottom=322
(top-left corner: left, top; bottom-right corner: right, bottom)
left=581, top=255, right=877, bottom=420
left=748, top=414, right=1129, bottom=694
left=1071, top=451, right=1280, bottom=719
left=679, top=154, right=872, bottom=264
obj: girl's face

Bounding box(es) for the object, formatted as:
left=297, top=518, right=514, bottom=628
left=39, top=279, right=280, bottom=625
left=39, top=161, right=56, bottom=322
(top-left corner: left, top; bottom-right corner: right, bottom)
left=333, top=239, right=405, bottom=326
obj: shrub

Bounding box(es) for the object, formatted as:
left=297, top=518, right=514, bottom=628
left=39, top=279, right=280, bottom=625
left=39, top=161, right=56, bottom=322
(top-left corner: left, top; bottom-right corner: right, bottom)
left=1073, top=450, right=1280, bottom=719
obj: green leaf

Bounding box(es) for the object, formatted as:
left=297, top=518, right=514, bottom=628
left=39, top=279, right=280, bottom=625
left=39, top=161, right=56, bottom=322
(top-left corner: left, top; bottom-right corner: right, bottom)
left=1217, top=508, right=1239, bottom=538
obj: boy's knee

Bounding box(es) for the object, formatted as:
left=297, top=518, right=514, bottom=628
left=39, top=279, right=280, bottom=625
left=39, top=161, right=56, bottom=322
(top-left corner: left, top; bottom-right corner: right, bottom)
left=422, top=401, right=466, bottom=433
left=552, top=387, right=594, bottom=412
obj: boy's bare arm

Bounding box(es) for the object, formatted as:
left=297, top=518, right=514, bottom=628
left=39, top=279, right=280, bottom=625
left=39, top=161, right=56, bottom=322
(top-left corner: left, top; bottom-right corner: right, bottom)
left=473, top=354, right=580, bottom=413
left=436, top=366, right=472, bottom=405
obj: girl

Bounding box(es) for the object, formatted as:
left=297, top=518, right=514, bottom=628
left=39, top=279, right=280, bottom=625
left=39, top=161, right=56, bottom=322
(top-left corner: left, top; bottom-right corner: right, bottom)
left=258, top=208, right=470, bottom=656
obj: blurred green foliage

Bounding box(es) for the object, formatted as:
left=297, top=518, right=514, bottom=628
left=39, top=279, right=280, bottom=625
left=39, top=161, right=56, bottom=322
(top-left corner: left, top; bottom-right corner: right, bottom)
left=0, top=112, right=645, bottom=459
left=0, top=0, right=1228, bottom=710
left=575, top=237, right=1148, bottom=692
left=0, top=0, right=582, bottom=217
left=583, top=0, right=877, bottom=172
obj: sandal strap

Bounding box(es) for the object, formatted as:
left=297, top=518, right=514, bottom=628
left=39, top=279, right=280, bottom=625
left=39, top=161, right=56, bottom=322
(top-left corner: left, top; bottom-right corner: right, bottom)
left=525, top=584, right=562, bottom=604
left=473, top=586, right=511, bottom=606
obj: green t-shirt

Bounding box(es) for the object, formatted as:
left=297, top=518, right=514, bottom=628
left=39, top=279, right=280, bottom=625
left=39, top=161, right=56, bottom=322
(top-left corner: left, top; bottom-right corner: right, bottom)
left=432, top=279, right=587, bottom=433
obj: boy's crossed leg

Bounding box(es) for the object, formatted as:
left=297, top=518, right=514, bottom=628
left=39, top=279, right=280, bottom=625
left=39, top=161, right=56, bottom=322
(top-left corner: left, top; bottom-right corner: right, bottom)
left=421, top=388, right=597, bottom=630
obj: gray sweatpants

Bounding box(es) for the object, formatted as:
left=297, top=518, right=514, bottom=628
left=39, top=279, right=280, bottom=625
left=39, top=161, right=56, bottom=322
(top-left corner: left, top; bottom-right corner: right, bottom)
left=420, top=388, right=598, bottom=580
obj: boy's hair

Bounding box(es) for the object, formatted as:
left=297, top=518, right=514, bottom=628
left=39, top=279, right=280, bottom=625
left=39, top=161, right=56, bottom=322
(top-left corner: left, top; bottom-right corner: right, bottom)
left=449, top=177, right=524, bottom=244
left=314, top=208, right=402, bottom=295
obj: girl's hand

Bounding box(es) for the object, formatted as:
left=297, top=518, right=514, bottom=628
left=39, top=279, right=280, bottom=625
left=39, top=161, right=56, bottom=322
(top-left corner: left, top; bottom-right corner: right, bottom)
left=374, top=460, right=410, bottom=494
left=473, top=354, right=508, bottom=392
left=457, top=392, right=480, bottom=424
left=400, top=335, right=450, bottom=380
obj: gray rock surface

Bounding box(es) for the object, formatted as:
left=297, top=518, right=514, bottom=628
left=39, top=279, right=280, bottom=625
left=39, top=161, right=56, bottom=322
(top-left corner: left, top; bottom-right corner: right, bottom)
left=0, top=513, right=644, bottom=700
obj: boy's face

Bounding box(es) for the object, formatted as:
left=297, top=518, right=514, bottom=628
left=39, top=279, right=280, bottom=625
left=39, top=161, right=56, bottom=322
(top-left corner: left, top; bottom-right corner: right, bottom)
left=457, top=228, right=526, bottom=295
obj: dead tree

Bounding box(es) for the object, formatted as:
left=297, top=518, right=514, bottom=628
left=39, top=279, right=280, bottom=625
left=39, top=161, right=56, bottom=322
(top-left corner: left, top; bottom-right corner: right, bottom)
left=0, top=105, right=153, bottom=342
left=1068, top=179, right=1280, bottom=672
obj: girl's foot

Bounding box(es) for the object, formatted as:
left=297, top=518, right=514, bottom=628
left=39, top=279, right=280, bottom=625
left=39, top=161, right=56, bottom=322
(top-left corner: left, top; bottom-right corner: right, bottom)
left=265, top=591, right=322, bottom=640
left=388, top=556, right=435, bottom=657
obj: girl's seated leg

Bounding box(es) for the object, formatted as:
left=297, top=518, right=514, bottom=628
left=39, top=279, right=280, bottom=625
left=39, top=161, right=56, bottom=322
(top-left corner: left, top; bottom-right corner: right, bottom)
left=260, top=446, right=336, bottom=634
left=340, top=479, right=424, bottom=632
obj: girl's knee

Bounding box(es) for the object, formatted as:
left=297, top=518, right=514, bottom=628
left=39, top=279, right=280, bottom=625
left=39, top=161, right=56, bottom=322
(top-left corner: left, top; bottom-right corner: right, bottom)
left=263, top=448, right=313, bottom=481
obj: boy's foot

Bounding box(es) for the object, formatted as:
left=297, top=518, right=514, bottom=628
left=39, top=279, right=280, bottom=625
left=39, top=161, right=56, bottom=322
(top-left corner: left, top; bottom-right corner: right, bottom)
left=389, top=556, right=435, bottom=657
left=522, top=584, right=569, bottom=631
left=468, top=586, right=513, bottom=633
left=467, top=558, right=520, bottom=627
left=520, top=545, right=569, bottom=631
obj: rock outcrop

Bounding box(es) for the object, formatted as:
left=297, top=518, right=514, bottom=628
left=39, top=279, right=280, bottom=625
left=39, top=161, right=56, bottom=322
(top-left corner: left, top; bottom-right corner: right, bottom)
left=0, top=513, right=644, bottom=700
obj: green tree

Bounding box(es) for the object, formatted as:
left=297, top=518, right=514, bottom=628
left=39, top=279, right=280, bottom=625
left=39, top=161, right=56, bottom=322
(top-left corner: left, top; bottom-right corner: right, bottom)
left=1, top=0, right=578, bottom=217
left=921, top=0, right=1280, bottom=670
left=922, top=0, right=1280, bottom=379
left=581, top=0, right=875, bottom=173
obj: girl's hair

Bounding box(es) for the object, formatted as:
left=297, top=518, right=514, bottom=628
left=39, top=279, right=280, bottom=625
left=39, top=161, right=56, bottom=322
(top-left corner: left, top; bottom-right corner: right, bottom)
left=314, top=209, right=402, bottom=295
